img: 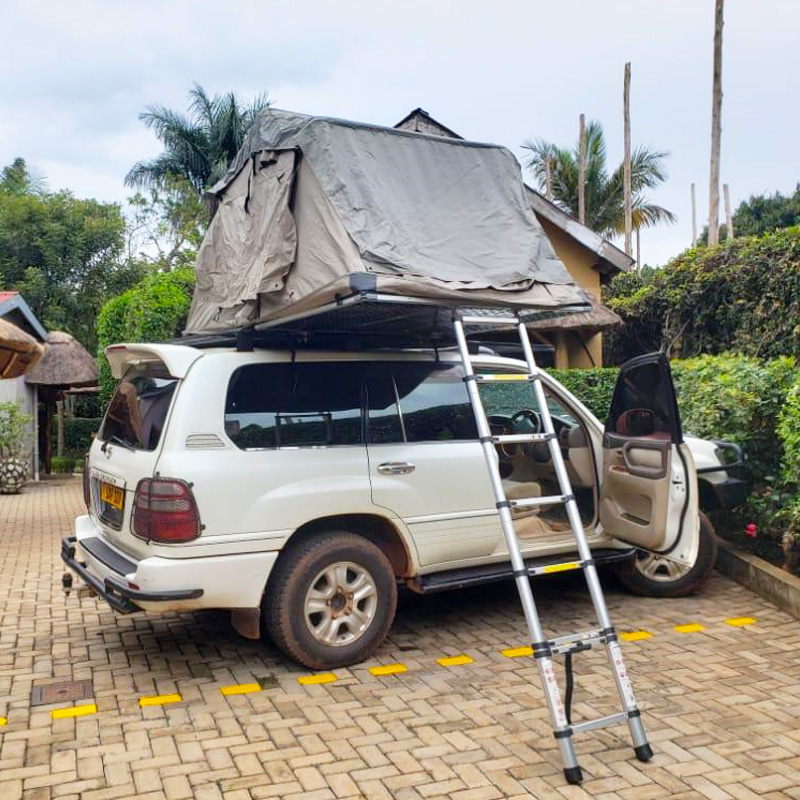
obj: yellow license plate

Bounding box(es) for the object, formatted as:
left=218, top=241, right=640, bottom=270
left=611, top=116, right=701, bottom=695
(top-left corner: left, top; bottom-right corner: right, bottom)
left=100, top=482, right=124, bottom=510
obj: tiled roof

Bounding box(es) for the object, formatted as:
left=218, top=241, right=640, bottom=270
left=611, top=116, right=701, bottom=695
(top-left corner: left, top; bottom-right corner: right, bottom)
left=0, top=291, right=19, bottom=303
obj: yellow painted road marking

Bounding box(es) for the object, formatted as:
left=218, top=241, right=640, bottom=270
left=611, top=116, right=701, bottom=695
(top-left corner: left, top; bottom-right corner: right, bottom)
left=726, top=617, right=757, bottom=627
left=138, top=694, right=181, bottom=707
left=51, top=704, right=97, bottom=719
left=369, top=663, right=407, bottom=676
left=502, top=646, right=533, bottom=658
left=675, top=623, right=705, bottom=633
left=297, top=673, right=337, bottom=685
left=221, top=683, right=262, bottom=696
left=620, top=631, right=652, bottom=642
left=543, top=562, right=579, bottom=574
left=437, top=655, right=474, bottom=667
left=0, top=717, right=7, bottom=726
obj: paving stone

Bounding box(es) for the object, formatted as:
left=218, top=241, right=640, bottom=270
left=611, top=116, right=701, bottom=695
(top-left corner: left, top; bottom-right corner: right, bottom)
left=2, top=479, right=800, bottom=798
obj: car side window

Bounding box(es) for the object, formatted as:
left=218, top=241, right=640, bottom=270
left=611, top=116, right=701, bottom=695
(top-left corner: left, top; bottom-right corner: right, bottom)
left=224, top=363, right=364, bottom=449
left=366, top=363, right=477, bottom=443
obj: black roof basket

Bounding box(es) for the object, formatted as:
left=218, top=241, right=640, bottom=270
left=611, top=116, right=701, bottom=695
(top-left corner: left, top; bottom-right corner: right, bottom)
left=178, top=288, right=589, bottom=353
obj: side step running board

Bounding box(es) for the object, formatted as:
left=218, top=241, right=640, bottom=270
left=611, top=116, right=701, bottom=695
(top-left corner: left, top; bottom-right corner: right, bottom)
left=414, top=548, right=635, bottom=594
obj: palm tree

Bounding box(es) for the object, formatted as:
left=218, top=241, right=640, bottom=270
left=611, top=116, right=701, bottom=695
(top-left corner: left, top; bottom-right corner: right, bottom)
left=523, top=120, right=675, bottom=240
left=125, top=83, right=270, bottom=198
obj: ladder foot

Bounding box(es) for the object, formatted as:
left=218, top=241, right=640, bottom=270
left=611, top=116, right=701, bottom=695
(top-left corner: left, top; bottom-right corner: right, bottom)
left=634, top=743, right=654, bottom=763
left=563, top=766, right=583, bottom=785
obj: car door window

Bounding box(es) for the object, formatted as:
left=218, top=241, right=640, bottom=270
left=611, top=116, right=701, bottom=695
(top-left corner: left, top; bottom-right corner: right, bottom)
left=366, top=363, right=478, bottom=443
left=225, top=363, right=364, bottom=449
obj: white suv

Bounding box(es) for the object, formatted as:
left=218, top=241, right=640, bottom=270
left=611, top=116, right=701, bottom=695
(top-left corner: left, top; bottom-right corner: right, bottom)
left=63, top=343, right=746, bottom=669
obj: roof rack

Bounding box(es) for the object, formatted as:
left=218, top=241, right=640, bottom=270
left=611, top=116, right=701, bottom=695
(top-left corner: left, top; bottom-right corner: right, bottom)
left=179, top=290, right=589, bottom=352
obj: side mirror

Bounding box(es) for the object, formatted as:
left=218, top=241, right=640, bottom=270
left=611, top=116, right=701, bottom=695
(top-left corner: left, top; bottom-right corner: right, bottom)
left=615, top=408, right=655, bottom=437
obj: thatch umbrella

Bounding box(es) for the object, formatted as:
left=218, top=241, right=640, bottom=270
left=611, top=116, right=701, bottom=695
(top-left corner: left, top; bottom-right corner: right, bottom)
left=25, top=332, right=97, bottom=475
left=0, top=317, right=44, bottom=379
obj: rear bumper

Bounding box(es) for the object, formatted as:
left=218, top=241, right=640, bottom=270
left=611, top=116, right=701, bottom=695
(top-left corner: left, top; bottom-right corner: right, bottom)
left=61, top=536, right=203, bottom=614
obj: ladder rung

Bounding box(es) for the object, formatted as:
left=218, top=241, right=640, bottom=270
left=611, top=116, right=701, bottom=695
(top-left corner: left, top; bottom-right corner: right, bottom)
left=491, top=433, right=553, bottom=445
left=459, top=314, right=519, bottom=325
left=548, top=628, right=603, bottom=648
left=473, top=373, right=538, bottom=383
left=510, top=494, right=570, bottom=509
left=527, top=561, right=584, bottom=578
left=571, top=712, right=629, bottom=735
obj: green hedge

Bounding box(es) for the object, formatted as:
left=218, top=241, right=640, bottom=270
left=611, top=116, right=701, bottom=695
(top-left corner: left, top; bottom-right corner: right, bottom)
left=51, top=456, right=79, bottom=474
left=604, top=227, right=800, bottom=363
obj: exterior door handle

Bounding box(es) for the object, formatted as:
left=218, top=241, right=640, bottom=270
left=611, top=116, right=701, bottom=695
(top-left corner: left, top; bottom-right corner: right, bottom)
left=377, top=462, right=416, bottom=475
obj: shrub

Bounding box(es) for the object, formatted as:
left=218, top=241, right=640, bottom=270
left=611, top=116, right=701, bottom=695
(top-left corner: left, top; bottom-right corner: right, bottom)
left=0, top=400, right=32, bottom=459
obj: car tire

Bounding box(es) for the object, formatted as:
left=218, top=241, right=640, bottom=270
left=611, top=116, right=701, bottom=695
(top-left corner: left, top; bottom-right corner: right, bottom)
left=263, top=531, right=398, bottom=669
left=615, top=512, right=718, bottom=598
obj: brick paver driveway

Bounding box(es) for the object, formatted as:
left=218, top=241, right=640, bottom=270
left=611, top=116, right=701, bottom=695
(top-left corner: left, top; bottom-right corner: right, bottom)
left=2, top=480, right=800, bottom=800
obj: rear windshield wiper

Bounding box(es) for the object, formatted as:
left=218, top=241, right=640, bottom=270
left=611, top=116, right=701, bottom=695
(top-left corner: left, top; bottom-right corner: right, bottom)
left=100, top=435, right=136, bottom=453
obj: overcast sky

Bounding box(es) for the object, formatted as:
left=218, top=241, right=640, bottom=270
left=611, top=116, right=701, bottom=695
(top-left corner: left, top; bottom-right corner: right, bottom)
left=1, top=0, right=798, bottom=267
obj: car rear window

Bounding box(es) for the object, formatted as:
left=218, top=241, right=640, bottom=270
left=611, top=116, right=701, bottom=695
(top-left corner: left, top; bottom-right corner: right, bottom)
left=98, top=365, right=178, bottom=451
left=224, top=363, right=364, bottom=449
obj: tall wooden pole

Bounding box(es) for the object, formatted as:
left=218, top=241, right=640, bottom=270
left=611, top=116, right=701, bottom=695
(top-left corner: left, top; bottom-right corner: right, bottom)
left=623, top=62, right=633, bottom=257
left=545, top=154, right=553, bottom=201
left=724, top=183, right=734, bottom=240
left=636, top=227, right=641, bottom=270
left=691, top=183, right=698, bottom=245
left=708, top=0, right=724, bottom=245
left=578, top=114, right=586, bottom=225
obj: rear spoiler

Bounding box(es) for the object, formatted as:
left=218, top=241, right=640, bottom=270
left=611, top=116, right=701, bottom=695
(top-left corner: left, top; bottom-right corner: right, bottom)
left=104, top=343, right=204, bottom=380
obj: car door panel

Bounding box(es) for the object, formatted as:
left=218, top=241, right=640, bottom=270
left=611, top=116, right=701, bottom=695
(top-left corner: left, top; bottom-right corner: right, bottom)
left=365, top=362, right=500, bottom=567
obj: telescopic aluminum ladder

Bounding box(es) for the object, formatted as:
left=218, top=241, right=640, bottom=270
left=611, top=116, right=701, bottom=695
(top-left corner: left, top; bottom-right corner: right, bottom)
left=453, top=311, right=653, bottom=785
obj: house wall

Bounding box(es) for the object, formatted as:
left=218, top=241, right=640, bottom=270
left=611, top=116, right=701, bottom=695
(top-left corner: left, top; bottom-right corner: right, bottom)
left=0, top=377, right=36, bottom=474
left=536, top=217, right=603, bottom=368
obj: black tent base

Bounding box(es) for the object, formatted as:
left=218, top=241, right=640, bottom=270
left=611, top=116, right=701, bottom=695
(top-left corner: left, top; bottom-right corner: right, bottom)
left=180, top=291, right=587, bottom=352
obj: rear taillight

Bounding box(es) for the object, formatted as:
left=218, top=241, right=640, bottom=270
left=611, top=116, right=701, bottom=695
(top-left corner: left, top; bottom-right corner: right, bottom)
left=82, top=456, right=91, bottom=511
left=132, top=478, right=201, bottom=543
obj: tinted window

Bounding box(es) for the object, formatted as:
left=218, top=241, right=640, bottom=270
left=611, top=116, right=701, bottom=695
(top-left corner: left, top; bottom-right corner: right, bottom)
left=99, top=366, right=177, bottom=451
left=606, top=356, right=682, bottom=442
left=366, top=363, right=477, bottom=443
left=225, top=363, right=364, bottom=449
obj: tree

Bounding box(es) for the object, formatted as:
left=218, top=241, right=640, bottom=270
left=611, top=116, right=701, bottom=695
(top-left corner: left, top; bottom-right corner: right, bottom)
left=0, top=159, right=143, bottom=351
left=733, top=186, right=800, bottom=237
left=523, top=120, right=675, bottom=239
left=125, top=83, right=270, bottom=198
left=125, top=175, right=206, bottom=271
left=0, top=157, right=46, bottom=196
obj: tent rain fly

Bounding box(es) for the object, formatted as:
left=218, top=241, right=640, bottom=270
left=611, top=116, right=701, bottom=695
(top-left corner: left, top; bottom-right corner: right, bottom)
left=185, top=109, right=589, bottom=339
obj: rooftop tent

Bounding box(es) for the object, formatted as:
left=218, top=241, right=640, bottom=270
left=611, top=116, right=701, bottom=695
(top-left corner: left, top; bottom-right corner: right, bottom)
left=185, top=109, right=589, bottom=336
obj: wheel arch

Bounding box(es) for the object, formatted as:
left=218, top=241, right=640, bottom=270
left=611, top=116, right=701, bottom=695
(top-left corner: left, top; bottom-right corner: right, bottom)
left=274, top=513, right=415, bottom=581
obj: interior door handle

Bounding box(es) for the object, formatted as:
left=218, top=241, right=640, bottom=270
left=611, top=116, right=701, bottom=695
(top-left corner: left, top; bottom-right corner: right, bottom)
left=377, top=462, right=416, bottom=475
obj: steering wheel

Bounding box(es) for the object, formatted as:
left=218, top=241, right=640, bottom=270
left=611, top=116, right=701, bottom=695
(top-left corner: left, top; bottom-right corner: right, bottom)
left=500, top=409, right=542, bottom=458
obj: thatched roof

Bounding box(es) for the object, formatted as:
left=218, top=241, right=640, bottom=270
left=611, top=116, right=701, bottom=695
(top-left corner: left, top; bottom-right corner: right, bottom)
left=524, top=296, right=622, bottom=334
left=24, top=331, right=97, bottom=388
left=0, top=317, right=44, bottom=379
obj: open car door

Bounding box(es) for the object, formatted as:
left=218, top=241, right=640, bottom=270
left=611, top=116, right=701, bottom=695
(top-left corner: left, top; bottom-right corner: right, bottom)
left=599, top=353, right=697, bottom=555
